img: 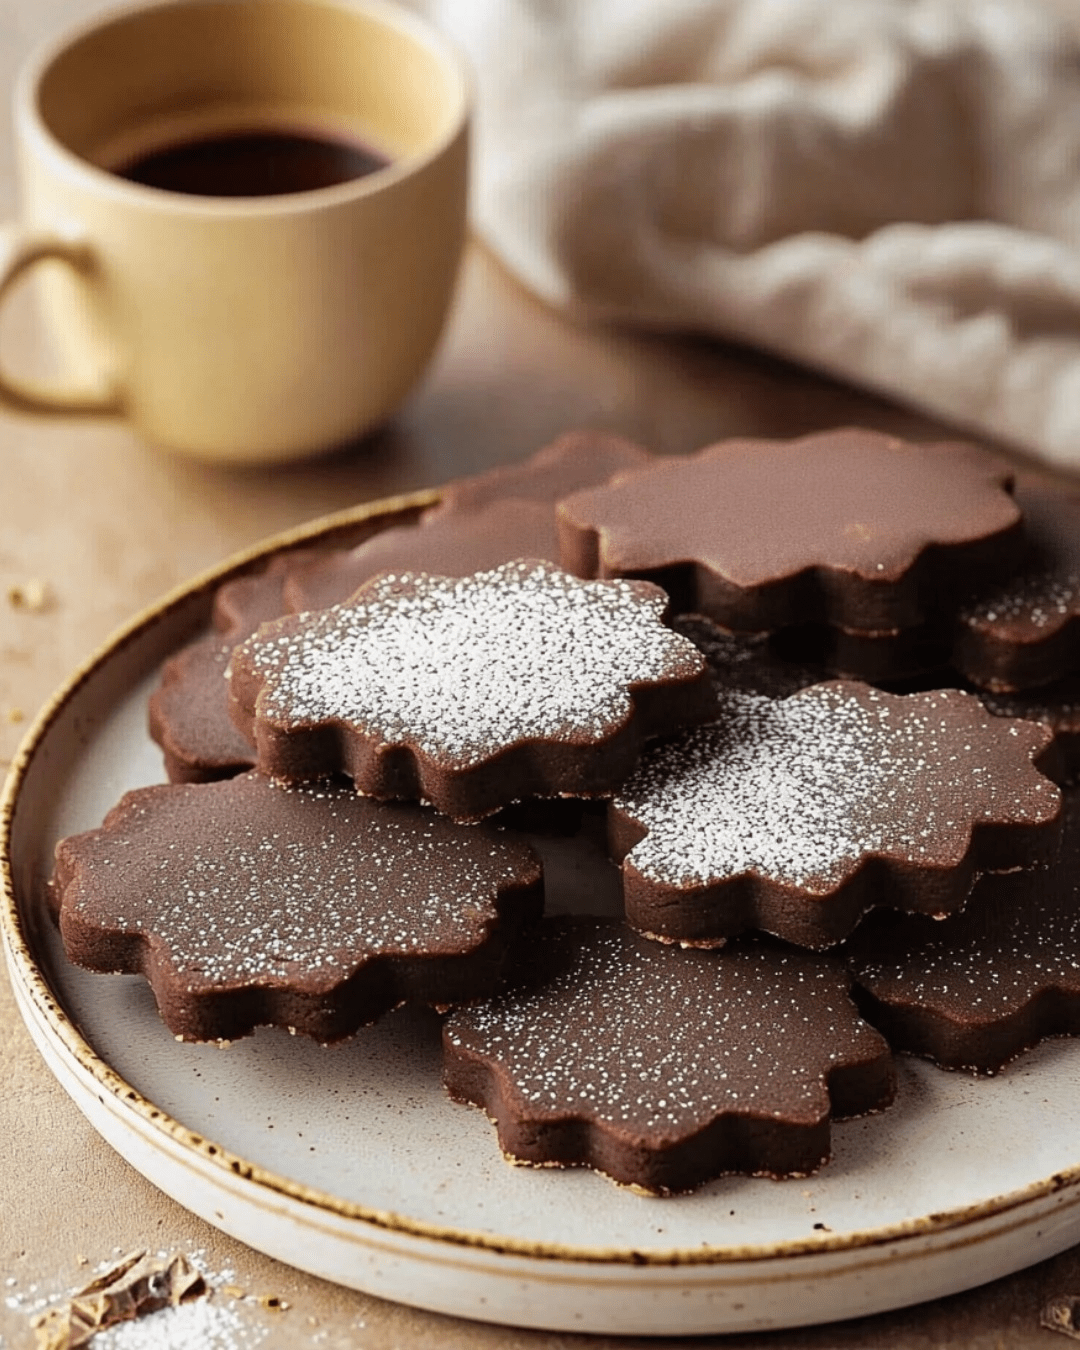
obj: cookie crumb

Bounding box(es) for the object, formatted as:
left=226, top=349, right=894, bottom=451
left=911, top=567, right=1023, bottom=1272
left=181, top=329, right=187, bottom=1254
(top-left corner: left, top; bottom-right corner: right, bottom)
left=8, top=578, right=51, bottom=612
left=29, top=1251, right=205, bottom=1348
left=1041, top=1294, right=1080, bottom=1338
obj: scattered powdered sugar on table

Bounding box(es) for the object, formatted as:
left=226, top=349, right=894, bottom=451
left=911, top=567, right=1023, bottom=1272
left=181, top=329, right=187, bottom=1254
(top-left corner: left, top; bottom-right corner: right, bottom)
left=447, top=921, right=881, bottom=1131
left=89, top=1295, right=267, bottom=1350
left=11, top=1248, right=275, bottom=1350
left=241, top=559, right=703, bottom=767
left=614, top=684, right=1057, bottom=892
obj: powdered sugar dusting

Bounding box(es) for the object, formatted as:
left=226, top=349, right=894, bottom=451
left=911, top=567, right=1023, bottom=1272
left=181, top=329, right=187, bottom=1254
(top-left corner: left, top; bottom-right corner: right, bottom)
left=846, top=792, right=1080, bottom=1023
left=848, top=884, right=1080, bottom=1020
left=240, top=559, right=704, bottom=769
left=446, top=920, right=885, bottom=1133
left=980, top=680, right=1080, bottom=726
left=614, top=684, right=1058, bottom=892
left=962, top=567, right=1080, bottom=634
left=11, top=1250, right=270, bottom=1350
left=65, top=775, right=538, bottom=987
left=960, top=484, right=1080, bottom=638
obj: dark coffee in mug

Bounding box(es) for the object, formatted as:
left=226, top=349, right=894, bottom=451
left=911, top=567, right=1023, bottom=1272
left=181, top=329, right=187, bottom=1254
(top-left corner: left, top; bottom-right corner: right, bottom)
left=115, top=129, right=391, bottom=197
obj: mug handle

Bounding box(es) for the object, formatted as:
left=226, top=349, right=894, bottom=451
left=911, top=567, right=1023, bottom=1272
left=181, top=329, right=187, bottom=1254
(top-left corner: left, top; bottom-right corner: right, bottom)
left=0, top=222, right=121, bottom=414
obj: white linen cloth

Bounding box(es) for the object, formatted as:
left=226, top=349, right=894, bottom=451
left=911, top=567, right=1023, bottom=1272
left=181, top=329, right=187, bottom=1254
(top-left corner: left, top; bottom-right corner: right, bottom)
left=426, top=0, right=1080, bottom=469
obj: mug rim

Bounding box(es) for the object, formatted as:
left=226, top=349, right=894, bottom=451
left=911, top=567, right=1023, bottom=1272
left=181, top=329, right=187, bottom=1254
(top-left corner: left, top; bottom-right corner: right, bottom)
left=14, top=0, right=473, bottom=217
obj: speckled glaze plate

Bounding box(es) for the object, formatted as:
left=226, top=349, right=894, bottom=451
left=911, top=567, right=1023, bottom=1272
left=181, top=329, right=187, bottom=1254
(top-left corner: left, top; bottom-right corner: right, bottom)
left=5, top=492, right=1080, bottom=1337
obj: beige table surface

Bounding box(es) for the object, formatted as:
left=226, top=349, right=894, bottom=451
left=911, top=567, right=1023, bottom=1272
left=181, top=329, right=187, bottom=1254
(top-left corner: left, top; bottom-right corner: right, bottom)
left=4, top=3, right=1080, bottom=1348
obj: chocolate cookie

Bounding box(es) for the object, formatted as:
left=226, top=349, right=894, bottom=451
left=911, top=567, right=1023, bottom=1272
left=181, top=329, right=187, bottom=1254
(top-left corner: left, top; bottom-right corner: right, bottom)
left=443, top=917, right=895, bottom=1193
left=609, top=684, right=1060, bottom=950
left=149, top=636, right=259, bottom=783
left=153, top=504, right=565, bottom=782
left=284, top=498, right=565, bottom=613
left=148, top=552, right=318, bottom=783
left=429, top=428, right=651, bottom=516
left=51, top=772, right=543, bottom=1043
left=209, top=551, right=317, bottom=638
left=842, top=790, right=1080, bottom=1073
left=978, top=677, right=1080, bottom=784
left=953, top=478, right=1080, bottom=692
left=229, top=559, right=714, bottom=820
left=558, top=428, right=1022, bottom=633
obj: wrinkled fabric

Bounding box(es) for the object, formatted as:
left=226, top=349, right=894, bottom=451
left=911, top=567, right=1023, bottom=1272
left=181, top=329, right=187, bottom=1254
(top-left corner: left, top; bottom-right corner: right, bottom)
left=426, top=0, right=1080, bottom=467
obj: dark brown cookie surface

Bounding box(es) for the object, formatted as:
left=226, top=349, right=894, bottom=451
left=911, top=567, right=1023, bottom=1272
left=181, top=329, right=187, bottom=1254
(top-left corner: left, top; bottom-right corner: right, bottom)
left=609, top=683, right=1060, bottom=949
left=149, top=635, right=258, bottom=783
left=229, top=559, right=714, bottom=820
left=210, top=551, right=316, bottom=638
left=443, top=917, right=895, bottom=1193
left=558, top=428, right=1022, bottom=633
left=284, top=499, right=564, bottom=614
left=429, top=428, right=651, bottom=516
left=672, top=613, right=823, bottom=700
left=285, top=430, right=651, bottom=613
left=148, top=552, right=318, bottom=783
left=953, top=478, right=1080, bottom=692
left=978, top=676, right=1080, bottom=784
left=52, top=772, right=543, bottom=1043
left=842, top=790, right=1080, bottom=1073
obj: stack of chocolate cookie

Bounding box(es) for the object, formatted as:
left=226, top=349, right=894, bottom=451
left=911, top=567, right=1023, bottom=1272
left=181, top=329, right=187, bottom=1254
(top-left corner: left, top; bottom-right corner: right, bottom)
left=49, top=427, right=1080, bottom=1194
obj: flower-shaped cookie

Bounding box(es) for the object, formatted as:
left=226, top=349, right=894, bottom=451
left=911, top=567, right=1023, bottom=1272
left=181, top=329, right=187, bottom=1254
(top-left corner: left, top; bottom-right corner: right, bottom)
left=953, top=478, right=1080, bottom=692
left=609, top=684, right=1060, bottom=950
left=228, top=559, right=714, bottom=820
left=52, top=772, right=543, bottom=1043
left=843, top=790, right=1080, bottom=1073
left=558, top=428, right=1022, bottom=632
left=148, top=549, right=319, bottom=784
left=443, top=918, right=895, bottom=1193
left=285, top=430, right=650, bottom=612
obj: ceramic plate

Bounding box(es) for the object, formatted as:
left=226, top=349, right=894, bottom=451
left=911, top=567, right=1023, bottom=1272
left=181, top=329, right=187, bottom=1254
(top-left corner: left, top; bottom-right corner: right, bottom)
left=5, top=493, right=1080, bottom=1337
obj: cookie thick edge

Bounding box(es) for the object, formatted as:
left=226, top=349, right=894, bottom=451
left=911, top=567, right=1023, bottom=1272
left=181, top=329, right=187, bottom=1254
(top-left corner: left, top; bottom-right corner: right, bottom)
left=444, top=1042, right=895, bottom=1194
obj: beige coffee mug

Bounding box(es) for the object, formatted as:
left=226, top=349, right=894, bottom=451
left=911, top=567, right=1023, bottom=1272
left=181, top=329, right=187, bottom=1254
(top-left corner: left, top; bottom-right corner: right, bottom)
left=0, top=0, right=470, bottom=464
